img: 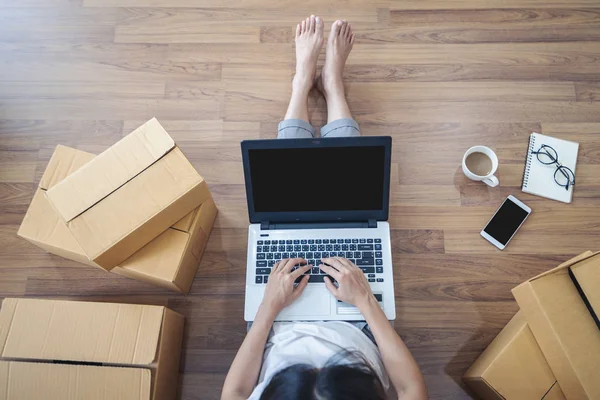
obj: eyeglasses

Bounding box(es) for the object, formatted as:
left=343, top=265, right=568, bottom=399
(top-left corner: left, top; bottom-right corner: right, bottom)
left=531, top=144, right=575, bottom=191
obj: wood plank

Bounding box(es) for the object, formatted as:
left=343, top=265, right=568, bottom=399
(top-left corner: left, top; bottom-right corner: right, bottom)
left=575, top=82, right=600, bottom=102
left=542, top=122, right=600, bottom=136
left=0, top=7, right=124, bottom=43
left=0, top=162, right=37, bottom=183
left=393, top=254, right=571, bottom=301
left=0, top=119, right=123, bottom=151
left=167, top=43, right=292, bottom=64
left=388, top=0, right=600, bottom=10
left=444, top=230, right=599, bottom=254
left=24, top=271, right=176, bottom=296
left=0, top=25, right=113, bottom=44
left=385, top=8, right=600, bottom=43
left=0, top=183, right=35, bottom=225
left=123, top=119, right=224, bottom=142
left=0, top=42, right=171, bottom=62
left=182, top=348, right=238, bottom=373
left=0, top=150, right=39, bottom=186
left=115, top=24, right=261, bottom=44
left=347, top=82, right=576, bottom=102
left=259, top=26, right=294, bottom=44
left=391, top=185, right=461, bottom=206
left=0, top=98, right=222, bottom=120
left=179, top=373, right=226, bottom=400
left=389, top=206, right=600, bottom=231
left=347, top=42, right=600, bottom=65
left=0, top=60, right=221, bottom=82
left=84, top=0, right=388, bottom=8
left=222, top=64, right=293, bottom=82
left=343, top=63, right=600, bottom=82
left=390, top=8, right=600, bottom=25
left=164, top=81, right=224, bottom=101
left=390, top=230, right=445, bottom=254
left=0, top=0, right=81, bottom=7
left=393, top=299, right=518, bottom=329
left=0, top=6, right=128, bottom=23
left=351, top=101, right=600, bottom=123
left=362, top=122, right=541, bottom=145
left=0, top=81, right=166, bottom=99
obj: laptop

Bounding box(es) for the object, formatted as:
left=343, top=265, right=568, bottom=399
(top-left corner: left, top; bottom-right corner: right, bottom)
left=241, top=136, right=395, bottom=321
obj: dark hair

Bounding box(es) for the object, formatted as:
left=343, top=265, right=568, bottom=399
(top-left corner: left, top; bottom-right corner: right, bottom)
left=260, top=351, right=385, bottom=400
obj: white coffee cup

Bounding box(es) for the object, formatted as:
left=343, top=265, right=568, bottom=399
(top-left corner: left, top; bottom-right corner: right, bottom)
left=462, top=146, right=499, bottom=187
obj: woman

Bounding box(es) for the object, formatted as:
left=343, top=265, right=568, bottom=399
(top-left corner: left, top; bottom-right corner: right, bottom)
left=222, top=16, right=427, bottom=400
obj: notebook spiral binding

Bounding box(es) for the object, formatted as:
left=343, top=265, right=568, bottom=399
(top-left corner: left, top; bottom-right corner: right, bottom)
left=523, top=135, right=536, bottom=188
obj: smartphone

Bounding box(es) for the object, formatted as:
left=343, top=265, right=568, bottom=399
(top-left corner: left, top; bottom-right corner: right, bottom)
left=481, top=195, right=531, bottom=250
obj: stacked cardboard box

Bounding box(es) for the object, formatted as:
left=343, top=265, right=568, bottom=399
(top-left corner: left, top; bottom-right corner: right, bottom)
left=0, top=297, right=184, bottom=400
left=464, top=311, right=566, bottom=400
left=512, top=251, right=600, bottom=399
left=464, top=252, right=600, bottom=399
left=17, top=118, right=217, bottom=293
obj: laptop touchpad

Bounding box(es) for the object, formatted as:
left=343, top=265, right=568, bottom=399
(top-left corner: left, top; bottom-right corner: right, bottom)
left=278, top=288, right=331, bottom=318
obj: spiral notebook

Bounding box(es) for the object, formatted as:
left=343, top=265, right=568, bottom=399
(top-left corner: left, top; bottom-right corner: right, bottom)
left=522, top=132, right=579, bottom=203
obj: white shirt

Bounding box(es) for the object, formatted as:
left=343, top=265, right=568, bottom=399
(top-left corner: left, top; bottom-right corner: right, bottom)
left=248, top=321, right=394, bottom=399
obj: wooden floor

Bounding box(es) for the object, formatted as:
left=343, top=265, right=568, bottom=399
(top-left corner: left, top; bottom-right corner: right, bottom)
left=1, top=1, right=600, bottom=399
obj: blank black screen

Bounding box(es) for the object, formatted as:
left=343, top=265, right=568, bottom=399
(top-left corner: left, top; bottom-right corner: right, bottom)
left=484, top=199, right=529, bottom=245
left=249, top=146, right=385, bottom=213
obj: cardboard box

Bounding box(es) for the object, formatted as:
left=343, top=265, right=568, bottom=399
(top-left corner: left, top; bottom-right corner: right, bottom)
left=17, top=146, right=97, bottom=267
left=18, top=145, right=218, bottom=293
left=464, top=311, right=566, bottom=400
left=512, top=252, right=600, bottom=400
left=46, top=118, right=211, bottom=269
left=0, top=297, right=184, bottom=400
left=0, top=362, right=151, bottom=400
left=570, top=256, right=600, bottom=328
left=113, top=197, right=218, bottom=293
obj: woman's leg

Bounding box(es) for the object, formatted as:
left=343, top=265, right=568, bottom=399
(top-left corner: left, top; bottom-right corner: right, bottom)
left=319, top=20, right=360, bottom=138
left=278, top=15, right=324, bottom=139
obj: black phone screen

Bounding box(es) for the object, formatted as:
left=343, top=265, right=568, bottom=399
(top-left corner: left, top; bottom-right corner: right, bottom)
left=483, top=198, right=530, bottom=245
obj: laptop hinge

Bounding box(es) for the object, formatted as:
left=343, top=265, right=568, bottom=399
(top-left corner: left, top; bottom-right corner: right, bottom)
left=260, top=221, right=378, bottom=230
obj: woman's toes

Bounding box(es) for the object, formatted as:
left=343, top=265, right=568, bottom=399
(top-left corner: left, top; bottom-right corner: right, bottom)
left=316, top=16, right=323, bottom=33
left=331, top=20, right=342, bottom=37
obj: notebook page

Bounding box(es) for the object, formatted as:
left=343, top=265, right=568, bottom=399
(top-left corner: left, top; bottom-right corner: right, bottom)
left=522, top=132, right=579, bottom=204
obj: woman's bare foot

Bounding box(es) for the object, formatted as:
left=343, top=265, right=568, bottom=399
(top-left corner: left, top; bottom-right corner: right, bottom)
left=321, top=20, right=354, bottom=100
left=318, top=20, right=355, bottom=123
left=293, top=15, right=324, bottom=95
left=283, top=16, right=323, bottom=122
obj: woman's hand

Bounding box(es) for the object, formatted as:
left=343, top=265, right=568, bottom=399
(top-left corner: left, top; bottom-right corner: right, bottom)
left=319, top=257, right=374, bottom=310
left=260, top=258, right=311, bottom=316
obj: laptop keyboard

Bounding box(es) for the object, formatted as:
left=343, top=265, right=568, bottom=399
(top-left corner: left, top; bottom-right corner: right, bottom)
left=254, top=238, right=384, bottom=284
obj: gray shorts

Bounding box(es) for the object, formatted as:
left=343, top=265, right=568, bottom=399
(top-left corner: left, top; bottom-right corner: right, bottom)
left=278, top=118, right=360, bottom=139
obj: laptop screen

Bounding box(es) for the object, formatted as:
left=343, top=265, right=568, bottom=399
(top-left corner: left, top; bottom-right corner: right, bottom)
left=242, top=137, right=392, bottom=223
left=248, top=146, right=386, bottom=213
